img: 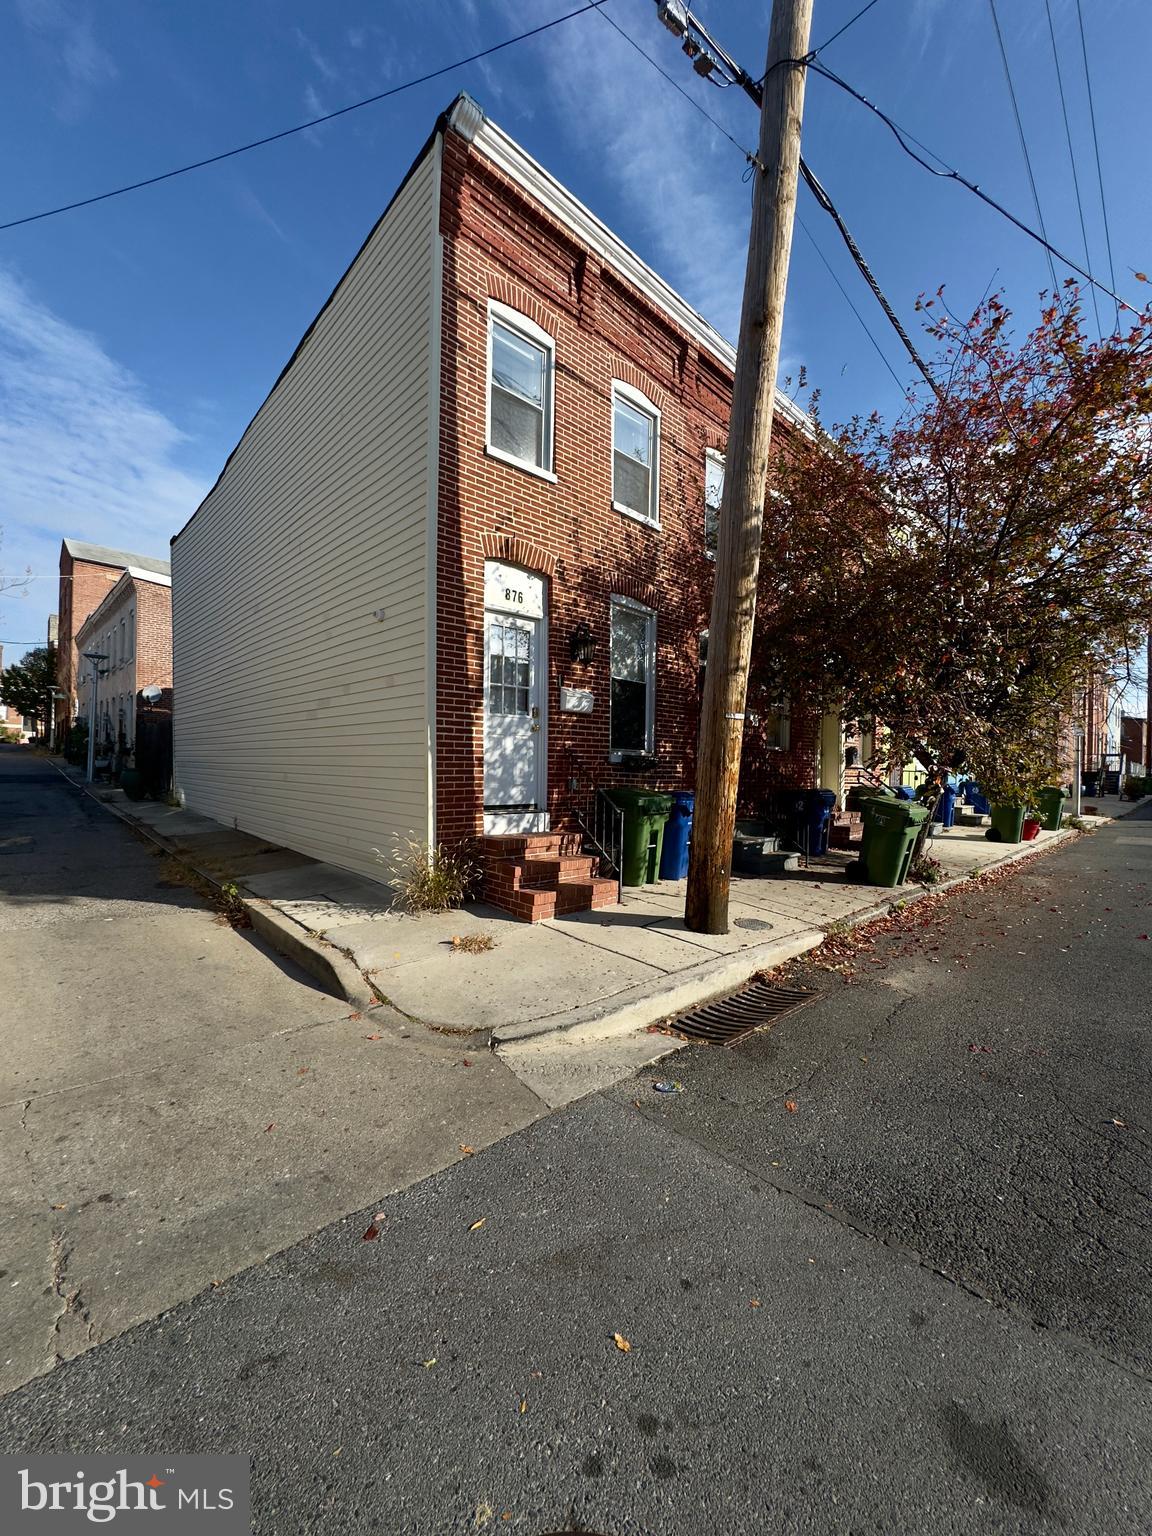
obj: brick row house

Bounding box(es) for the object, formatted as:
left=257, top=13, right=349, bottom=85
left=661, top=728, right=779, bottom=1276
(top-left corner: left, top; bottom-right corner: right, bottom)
left=74, top=565, right=173, bottom=757
left=172, top=95, right=828, bottom=919
left=55, top=539, right=172, bottom=746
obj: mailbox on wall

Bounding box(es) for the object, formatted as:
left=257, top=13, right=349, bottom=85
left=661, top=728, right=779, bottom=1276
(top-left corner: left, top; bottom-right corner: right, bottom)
left=559, top=686, right=594, bottom=714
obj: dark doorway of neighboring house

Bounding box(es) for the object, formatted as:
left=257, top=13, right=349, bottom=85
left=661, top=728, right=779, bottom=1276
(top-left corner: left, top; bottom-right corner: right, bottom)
left=135, top=688, right=173, bottom=799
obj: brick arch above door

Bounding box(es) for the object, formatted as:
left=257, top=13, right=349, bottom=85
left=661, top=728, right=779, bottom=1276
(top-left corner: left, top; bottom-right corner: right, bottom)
left=480, top=532, right=558, bottom=578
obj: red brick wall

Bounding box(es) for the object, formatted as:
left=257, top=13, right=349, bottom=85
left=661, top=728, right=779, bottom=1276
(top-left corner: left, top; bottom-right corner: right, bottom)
left=134, top=581, right=173, bottom=690
left=434, top=133, right=813, bottom=846
left=56, top=550, right=123, bottom=728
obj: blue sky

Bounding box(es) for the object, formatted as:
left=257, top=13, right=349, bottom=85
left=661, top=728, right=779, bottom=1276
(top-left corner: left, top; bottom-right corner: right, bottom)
left=1, top=0, right=1147, bottom=705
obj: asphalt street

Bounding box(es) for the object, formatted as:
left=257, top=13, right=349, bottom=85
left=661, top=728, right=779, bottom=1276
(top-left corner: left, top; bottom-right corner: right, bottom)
left=1, top=775, right=1149, bottom=1534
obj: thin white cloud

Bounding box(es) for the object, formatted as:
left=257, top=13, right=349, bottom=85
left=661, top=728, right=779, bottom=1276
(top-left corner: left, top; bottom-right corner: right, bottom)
left=15, top=0, right=117, bottom=119
left=489, top=0, right=752, bottom=342
left=0, top=269, right=206, bottom=656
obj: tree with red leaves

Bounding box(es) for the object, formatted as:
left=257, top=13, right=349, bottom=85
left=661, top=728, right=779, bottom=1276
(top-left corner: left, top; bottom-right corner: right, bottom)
left=754, top=286, right=1152, bottom=809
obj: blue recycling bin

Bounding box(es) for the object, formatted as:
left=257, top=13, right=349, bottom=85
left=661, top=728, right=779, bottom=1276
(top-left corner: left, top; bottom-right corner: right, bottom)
left=897, top=785, right=917, bottom=801
left=776, top=787, right=837, bottom=856
left=933, top=785, right=958, bottom=828
left=659, top=791, right=695, bottom=880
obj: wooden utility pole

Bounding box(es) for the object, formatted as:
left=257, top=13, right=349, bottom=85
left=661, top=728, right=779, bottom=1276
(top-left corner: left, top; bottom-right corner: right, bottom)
left=685, top=0, right=814, bottom=934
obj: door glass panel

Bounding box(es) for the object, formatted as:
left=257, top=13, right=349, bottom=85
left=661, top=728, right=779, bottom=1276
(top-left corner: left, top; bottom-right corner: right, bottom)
left=487, top=620, right=533, bottom=716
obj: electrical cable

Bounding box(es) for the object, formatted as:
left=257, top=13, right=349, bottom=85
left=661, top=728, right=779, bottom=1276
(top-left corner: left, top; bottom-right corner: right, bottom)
left=987, top=0, right=1060, bottom=298
left=811, top=0, right=884, bottom=58
left=593, top=6, right=755, bottom=159
left=1074, top=0, right=1120, bottom=327
left=1043, top=0, right=1102, bottom=337
left=806, top=59, right=1139, bottom=316
left=796, top=216, right=907, bottom=392
left=0, top=0, right=610, bottom=233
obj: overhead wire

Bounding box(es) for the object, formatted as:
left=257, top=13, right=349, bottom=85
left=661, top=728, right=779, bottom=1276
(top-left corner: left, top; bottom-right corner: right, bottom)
left=1043, top=0, right=1102, bottom=336
left=987, top=0, right=1060, bottom=299
left=810, top=0, right=884, bottom=58
left=807, top=59, right=1139, bottom=316
left=795, top=217, right=907, bottom=392
left=593, top=2, right=931, bottom=394
left=0, top=0, right=611, bottom=233
left=1073, top=0, right=1120, bottom=327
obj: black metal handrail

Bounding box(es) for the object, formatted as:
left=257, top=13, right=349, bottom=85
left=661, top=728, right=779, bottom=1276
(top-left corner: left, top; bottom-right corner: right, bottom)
left=572, top=787, right=624, bottom=903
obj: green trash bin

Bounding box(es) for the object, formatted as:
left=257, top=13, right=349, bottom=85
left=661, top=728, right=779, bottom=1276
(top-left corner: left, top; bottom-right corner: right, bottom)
left=1034, top=786, right=1067, bottom=833
left=986, top=803, right=1026, bottom=843
left=605, top=788, right=674, bottom=886
left=858, top=796, right=929, bottom=887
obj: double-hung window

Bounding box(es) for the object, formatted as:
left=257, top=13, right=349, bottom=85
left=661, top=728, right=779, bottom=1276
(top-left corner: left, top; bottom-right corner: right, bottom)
left=612, top=382, right=660, bottom=526
left=704, top=449, right=725, bottom=557
left=487, top=302, right=554, bottom=477
left=609, top=596, right=655, bottom=755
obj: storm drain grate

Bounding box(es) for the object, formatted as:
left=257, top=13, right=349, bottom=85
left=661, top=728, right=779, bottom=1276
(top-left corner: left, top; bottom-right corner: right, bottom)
left=670, top=980, right=819, bottom=1046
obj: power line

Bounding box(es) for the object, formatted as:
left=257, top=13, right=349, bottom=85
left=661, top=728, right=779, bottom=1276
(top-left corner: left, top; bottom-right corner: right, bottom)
left=0, top=1, right=609, bottom=233
left=593, top=5, right=754, bottom=160
left=811, top=0, right=884, bottom=58
left=1043, top=0, right=1102, bottom=336
left=599, top=4, right=937, bottom=394
left=807, top=60, right=1140, bottom=316
left=987, top=0, right=1060, bottom=298
left=1074, top=0, right=1120, bottom=328
left=796, top=216, right=907, bottom=393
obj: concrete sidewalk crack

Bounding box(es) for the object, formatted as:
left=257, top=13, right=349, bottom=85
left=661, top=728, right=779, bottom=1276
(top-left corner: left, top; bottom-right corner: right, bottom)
left=49, top=1227, right=96, bottom=1361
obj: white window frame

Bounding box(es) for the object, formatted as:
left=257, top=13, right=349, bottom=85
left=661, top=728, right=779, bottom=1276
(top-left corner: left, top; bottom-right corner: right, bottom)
left=704, top=448, right=725, bottom=559
left=608, top=594, right=656, bottom=759
left=611, top=380, right=660, bottom=528
left=485, top=300, right=557, bottom=483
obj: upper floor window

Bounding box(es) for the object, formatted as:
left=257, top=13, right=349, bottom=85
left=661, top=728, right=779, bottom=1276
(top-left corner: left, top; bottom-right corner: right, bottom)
left=609, top=596, right=656, bottom=756
left=612, top=382, right=660, bottom=526
left=487, top=302, right=554, bottom=479
left=127, top=608, right=135, bottom=661
left=704, top=449, right=725, bottom=557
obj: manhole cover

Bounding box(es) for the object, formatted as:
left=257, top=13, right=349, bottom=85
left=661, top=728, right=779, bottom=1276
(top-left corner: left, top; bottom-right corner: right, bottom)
left=732, top=916, right=773, bottom=931
left=670, top=980, right=818, bottom=1046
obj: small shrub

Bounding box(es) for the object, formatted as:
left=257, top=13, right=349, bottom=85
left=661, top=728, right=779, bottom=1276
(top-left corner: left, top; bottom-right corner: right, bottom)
left=214, top=879, right=251, bottom=928
left=377, top=835, right=478, bottom=914
left=910, top=854, right=946, bottom=885
left=1062, top=814, right=1091, bottom=832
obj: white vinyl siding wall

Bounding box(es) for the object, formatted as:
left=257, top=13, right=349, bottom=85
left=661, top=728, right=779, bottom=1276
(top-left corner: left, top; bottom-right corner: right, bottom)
left=172, top=143, right=440, bottom=880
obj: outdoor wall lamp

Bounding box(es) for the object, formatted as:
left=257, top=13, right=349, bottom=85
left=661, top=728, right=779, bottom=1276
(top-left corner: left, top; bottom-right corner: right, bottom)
left=569, top=621, right=594, bottom=664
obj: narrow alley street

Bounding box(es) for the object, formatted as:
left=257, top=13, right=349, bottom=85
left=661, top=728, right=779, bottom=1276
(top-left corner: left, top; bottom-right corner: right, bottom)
left=0, top=747, right=541, bottom=1394
left=2, top=750, right=1149, bottom=1533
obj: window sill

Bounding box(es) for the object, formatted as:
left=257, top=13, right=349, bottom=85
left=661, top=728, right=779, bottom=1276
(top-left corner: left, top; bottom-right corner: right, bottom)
left=485, top=445, right=558, bottom=484
left=612, top=502, right=661, bottom=530
left=607, top=750, right=657, bottom=766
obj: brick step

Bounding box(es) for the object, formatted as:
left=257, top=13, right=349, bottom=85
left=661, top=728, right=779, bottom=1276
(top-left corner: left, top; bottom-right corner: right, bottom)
left=496, top=885, right=557, bottom=921
left=554, top=877, right=620, bottom=914
left=829, top=822, right=863, bottom=849
left=832, top=810, right=863, bottom=825
left=482, top=832, right=564, bottom=859
left=521, top=853, right=600, bottom=883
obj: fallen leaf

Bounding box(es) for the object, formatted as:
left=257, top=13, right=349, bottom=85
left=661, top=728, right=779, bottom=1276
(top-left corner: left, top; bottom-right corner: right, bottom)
left=612, top=1332, right=631, bottom=1352
left=469, top=1217, right=486, bottom=1231
left=264, top=1123, right=276, bottom=1133
left=422, top=1357, right=437, bottom=1368
left=364, top=1033, right=382, bottom=1041
left=331, top=1447, right=342, bottom=1458
left=459, top=1144, right=476, bottom=1156
left=347, top=1011, right=363, bottom=1021
left=749, top=1298, right=761, bottom=1308
left=1112, top=1118, right=1128, bottom=1128
left=297, top=1066, right=310, bottom=1076
left=784, top=1100, right=798, bottom=1113
left=518, top=1398, right=527, bottom=1414
left=462, top=1058, right=472, bottom=1067
left=362, top=1224, right=381, bottom=1242
left=50, top=1203, right=67, bottom=1211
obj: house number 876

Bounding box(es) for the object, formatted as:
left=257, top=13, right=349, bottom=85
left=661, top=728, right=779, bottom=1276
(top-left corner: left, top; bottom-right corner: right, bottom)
left=504, top=588, right=524, bottom=604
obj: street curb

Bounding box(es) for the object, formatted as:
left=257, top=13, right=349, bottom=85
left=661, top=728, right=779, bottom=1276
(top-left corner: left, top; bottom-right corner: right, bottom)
left=490, top=826, right=1081, bottom=1049
left=50, top=761, right=379, bottom=1011
left=490, top=927, right=826, bottom=1047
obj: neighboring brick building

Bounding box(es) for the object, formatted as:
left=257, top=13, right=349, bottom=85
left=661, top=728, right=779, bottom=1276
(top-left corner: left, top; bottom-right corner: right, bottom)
left=75, top=567, right=172, bottom=756
left=55, top=539, right=171, bottom=740
left=172, top=95, right=825, bottom=920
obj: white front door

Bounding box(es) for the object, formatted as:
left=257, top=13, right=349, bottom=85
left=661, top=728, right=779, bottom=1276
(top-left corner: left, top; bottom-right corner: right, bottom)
left=483, top=600, right=547, bottom=834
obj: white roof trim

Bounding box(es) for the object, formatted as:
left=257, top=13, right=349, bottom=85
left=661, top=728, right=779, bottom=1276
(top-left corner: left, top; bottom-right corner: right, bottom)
left=449, top=96, right=811, bottom=435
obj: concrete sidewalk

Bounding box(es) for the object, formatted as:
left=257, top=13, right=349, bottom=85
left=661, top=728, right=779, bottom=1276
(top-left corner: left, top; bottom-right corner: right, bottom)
left=56, top=758, right=1147, bottom=1051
